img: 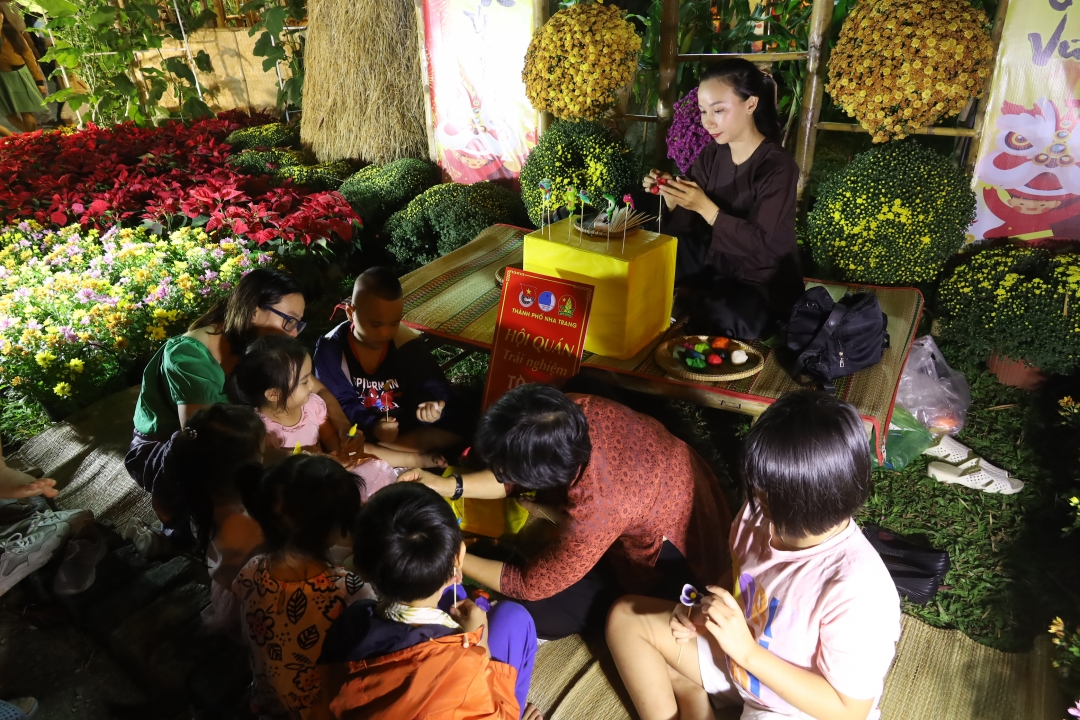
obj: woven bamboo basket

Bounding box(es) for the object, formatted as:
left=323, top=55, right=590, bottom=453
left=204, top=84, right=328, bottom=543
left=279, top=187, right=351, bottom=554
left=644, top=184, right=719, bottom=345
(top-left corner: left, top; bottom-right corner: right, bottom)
left=654, top=335, right=764, bottom=383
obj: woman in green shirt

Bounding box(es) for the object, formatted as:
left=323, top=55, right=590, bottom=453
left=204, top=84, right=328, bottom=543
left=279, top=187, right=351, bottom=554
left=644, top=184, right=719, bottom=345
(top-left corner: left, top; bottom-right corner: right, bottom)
left=126, top=268, right=351, bottom=539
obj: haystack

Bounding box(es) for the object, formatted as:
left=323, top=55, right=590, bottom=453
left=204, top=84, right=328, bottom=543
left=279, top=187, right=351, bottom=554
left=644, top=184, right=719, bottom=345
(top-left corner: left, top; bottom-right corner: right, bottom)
left=301, top=0, right=428, bottom=164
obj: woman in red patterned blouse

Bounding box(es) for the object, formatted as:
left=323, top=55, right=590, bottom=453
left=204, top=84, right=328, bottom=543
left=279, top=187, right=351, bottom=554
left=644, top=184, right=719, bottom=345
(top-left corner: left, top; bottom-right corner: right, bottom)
left=398, top=385, right=732, bottom=639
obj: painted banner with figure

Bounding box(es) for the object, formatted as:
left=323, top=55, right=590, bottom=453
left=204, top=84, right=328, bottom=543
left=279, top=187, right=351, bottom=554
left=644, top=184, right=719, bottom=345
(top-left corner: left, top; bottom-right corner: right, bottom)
left=970, top=1, right=1080, bottom=242
left=420, top=0, right=539, bottom=186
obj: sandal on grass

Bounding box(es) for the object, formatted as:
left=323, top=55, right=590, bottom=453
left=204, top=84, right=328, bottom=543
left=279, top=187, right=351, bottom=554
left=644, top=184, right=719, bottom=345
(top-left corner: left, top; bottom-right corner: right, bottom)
left=956, top=456, right=1011, bottom=478
left=927, top=461, right=1024, bottom=495
left=923, top=434, right=1013, bottom=476
left=0, top=698, right=38, bottom=719
left=922, top=434, right=975, bottom=464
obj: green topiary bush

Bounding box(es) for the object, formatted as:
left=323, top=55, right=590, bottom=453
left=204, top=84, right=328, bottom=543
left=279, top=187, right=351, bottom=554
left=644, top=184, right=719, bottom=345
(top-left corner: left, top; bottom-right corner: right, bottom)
left=338, top=158, right=441, bottom=227
left=807, top=140, right=975, bottom=285
left=385, top=182, right=528, bottom=266
left=519, top=120, right=635, bottom=227
left=938, top=245, right=1080, bottom=375
left=226, top=148, right=307, bottom=175
left=225, top=122, right=300, bottom=150
left=276, top=160, right=353, bottom=191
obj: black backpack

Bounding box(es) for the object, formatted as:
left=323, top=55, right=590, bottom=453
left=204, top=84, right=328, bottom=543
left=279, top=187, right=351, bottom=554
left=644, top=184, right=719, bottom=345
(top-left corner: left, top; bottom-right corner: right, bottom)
left=783, top=286, right=889, bottom=392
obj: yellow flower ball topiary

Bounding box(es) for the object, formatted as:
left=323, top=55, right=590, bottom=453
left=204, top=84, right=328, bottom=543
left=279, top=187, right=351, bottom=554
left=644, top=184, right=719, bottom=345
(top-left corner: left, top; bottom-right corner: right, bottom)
left=826, top=0, right=993, bottom=142
left=522, top=2, right=641, bottom=121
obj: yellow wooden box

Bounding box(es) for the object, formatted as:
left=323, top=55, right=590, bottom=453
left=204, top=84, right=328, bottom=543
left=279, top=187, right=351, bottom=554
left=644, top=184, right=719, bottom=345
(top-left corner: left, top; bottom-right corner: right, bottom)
left=523, top=217, right=676, bottom=360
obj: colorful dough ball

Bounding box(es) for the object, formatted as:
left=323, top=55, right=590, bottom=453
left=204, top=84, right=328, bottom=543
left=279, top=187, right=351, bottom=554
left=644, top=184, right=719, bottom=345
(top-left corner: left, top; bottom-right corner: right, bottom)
left=707, top=353, right=723, bottom=366
left=694, top=343, right=711, bottom=353
left=731, top=349, right=748, bottom=365
left=711, top=337, right=730, bottom=350
left=672, top=347, right=684, bottom=360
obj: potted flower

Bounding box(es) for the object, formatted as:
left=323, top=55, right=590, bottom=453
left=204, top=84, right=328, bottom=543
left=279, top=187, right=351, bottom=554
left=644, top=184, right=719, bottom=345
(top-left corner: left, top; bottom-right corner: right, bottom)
left=938, top=245, right=1080, bottom=388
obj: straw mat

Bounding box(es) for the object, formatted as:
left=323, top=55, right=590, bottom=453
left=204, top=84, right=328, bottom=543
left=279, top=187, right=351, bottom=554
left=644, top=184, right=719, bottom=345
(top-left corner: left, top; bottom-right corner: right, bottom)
left=400, top=225, right=924, bottom=458
left=9, top=385, right=155, bottom=528
left=528, top=616, right=1064, bottom=720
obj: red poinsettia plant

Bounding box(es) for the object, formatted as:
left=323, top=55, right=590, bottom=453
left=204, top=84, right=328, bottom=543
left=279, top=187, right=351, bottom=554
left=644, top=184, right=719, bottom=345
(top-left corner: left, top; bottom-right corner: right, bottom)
left=0, top=111, right=361, bottom=248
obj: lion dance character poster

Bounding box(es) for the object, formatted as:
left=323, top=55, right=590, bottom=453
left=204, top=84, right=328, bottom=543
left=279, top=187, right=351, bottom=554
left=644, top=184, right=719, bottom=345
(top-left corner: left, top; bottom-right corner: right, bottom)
left=970, top=1, right=1080, bottom=242
left=419, top=0, right=540, bottom=187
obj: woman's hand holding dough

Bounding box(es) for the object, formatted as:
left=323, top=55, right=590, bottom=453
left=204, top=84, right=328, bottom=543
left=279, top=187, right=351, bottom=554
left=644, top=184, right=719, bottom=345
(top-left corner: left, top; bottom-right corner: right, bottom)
left=642, top=169, right=678, bottom=209
left=659, top=178, right=720, bottom=223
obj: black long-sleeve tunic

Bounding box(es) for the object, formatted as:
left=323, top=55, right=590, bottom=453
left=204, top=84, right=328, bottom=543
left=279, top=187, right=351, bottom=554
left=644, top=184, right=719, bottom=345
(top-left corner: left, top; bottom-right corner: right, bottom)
left=664, top=139, right=803, bottom=315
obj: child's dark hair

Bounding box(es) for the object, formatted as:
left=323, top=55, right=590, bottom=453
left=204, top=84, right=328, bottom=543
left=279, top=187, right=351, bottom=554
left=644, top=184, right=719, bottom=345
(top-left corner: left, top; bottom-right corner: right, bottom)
left=166, top=404, right=266, bottom=558
left=473, top=383, right=591, bottom=491
left=352, top=482, right=460, bottom=603
left=742, top=391, right=871, bottom=539
left=231, top=334, right=309, bottom=413
left=353, top=266, right=403, bottom=302
left=699, top=58, right=782, bottom=144
left=238, top=454, right=362, bottom=562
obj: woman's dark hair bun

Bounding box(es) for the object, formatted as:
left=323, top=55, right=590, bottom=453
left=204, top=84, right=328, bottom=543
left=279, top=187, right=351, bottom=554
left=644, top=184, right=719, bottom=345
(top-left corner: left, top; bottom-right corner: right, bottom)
left=699, top=58, right=782, bottom=143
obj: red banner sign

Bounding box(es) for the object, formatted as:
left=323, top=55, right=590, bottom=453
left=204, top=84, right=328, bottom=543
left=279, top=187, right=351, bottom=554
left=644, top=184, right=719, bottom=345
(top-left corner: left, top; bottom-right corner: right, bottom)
left=481, top=268, right=594, bottom=410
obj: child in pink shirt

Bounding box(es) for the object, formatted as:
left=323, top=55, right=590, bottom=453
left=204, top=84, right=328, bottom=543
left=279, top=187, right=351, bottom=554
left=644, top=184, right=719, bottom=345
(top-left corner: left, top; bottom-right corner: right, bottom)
left=232, top=335, right=446, bottom=501
left=607, top=391, right=901, bottom=720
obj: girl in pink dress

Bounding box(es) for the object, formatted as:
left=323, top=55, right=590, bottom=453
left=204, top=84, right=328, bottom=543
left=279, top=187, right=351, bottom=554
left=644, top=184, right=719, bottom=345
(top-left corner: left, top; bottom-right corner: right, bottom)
left=232, top=336, right=445, bottom=501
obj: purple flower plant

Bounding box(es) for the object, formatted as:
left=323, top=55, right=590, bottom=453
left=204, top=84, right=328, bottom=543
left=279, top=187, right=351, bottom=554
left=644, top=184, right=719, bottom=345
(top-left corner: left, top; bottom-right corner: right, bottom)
left=680, top=583, right=702, bottom=607
left=666, top=87, right=713, bottom=175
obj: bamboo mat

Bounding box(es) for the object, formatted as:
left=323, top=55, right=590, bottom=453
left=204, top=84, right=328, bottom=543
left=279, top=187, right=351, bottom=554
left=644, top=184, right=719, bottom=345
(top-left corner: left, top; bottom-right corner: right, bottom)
left=528, top=616, right=1065, bottom=720
left=9, top=385, right=155, bottom=529
left=400, top=225, right=924, bottom=459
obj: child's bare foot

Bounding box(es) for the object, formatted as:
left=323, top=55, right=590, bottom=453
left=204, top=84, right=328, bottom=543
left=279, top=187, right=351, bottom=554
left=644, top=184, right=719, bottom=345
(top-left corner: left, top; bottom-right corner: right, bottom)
left=522, top=703, right=543, bottom=720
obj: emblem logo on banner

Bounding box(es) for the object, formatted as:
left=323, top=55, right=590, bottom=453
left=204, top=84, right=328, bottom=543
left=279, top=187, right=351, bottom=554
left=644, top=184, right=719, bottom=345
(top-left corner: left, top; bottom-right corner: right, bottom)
left=481, top=268, right=594, bottom=411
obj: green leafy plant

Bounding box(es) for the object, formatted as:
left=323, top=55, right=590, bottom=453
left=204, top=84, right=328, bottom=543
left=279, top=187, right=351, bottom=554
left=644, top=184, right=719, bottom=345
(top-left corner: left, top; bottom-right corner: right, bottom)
left=385, top=182, right=527, bottom=267
left=338, top=159, right=441, bottom=228
left=939, top=246, right=1080, bottom=375
left=240, top=0, right=306, bottom=111
left=519, top=120, right=635, bottom=227
left=807, top=140, right=974, bottom=285
left=41, top=0, right=218, bottom=125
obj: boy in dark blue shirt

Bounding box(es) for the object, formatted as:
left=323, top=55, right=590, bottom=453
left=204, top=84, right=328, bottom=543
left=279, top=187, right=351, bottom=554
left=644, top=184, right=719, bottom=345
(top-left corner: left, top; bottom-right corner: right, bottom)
left=314, top=267, right=460, bottom=453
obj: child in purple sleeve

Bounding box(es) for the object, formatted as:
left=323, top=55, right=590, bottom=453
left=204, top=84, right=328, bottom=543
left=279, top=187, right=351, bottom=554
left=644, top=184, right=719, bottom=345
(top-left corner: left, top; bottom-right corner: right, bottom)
left=313, top=267, right=461, bottom=454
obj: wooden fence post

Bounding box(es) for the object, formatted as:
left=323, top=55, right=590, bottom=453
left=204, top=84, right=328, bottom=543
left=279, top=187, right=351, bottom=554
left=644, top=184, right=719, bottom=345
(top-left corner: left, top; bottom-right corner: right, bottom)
left=793, top=0, right=834, bottom=201
left=655, top=0, right=679, bottom=166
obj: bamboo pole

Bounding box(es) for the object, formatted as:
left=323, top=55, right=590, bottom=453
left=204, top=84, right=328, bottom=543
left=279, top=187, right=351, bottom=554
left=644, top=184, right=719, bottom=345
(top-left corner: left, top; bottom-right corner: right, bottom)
left=171, top=0, right=204, bottom=100
left=793, top=0, right=834, bottom=200
left=964, top=0, right=1010, bottom=176
left=212, top=0, right=226, bottom=27
left=678, top=51, right=808, bottom=63
left=816, top=121, right=978, bottom=137
left=655, top=0, right=678, bottom=165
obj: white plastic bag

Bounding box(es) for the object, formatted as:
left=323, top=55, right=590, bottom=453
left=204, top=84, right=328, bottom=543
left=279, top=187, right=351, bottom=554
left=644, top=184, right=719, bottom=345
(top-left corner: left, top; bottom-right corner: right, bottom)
left=895, top=336, right=971, bottom=436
